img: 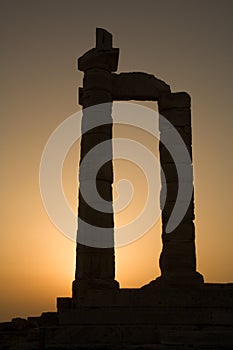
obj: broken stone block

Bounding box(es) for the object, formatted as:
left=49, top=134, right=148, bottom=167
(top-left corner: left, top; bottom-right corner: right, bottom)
left=112, top=72, right=170, bottom=101
left=158, top=92, right=191, bottom=111
left=96, top=28, right=113, bottom=50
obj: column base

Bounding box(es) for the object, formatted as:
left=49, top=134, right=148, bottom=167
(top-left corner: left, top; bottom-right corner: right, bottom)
left=72, top=279, right=119, bottom=298
left=143, top=272, right=204, bottom=289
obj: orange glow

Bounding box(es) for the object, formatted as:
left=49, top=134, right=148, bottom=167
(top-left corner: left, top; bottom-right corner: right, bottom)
left=1, top=1, right=233, bottom=323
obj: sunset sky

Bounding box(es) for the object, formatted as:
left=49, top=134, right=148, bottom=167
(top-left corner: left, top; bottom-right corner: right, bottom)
left=1, top=0, right=233, bottom=322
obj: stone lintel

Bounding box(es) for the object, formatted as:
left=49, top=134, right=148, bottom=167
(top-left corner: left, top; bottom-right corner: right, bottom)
left=112, top=72, right=171, bottom=101
left=158, top=92, right=191, bottom=111
left=80, top=72, right=171, bottom=104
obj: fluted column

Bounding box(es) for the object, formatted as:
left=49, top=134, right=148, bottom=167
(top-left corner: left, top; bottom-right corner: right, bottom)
left=158, top=92, right=204, bottom=286
left=72, top=29, right=119, bottom=296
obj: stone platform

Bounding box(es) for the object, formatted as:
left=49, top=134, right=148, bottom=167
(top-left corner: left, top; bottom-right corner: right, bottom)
left=39, top=283, right=233, bottom=349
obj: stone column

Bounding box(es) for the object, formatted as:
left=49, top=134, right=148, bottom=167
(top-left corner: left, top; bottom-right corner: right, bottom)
left=158, top=92, right=204, bottom=286
left=72, top=29, right=119, bottom=296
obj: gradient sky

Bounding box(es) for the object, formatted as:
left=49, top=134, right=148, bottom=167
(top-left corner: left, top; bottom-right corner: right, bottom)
left=1, top=0, right=233, bottom=322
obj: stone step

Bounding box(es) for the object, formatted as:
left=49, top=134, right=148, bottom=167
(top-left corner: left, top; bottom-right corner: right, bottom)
left=41, top=324, right=233, bottom=348
left=58, top=306, right=233, bottom=326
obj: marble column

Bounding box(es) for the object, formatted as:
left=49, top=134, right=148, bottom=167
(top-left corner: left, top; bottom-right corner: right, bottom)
left=72, top=29, right=119, bottom=296
left=158, top=92, right=204, bottom=286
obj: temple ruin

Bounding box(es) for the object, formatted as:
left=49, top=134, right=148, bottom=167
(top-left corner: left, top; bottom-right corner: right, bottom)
left=73, top=28, right=203, bottom=295
left=40, top=28, right=233, bottom=348
left=1, top=28, right=232, bottom=350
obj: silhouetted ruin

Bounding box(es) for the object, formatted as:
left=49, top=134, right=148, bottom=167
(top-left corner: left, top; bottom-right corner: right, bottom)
left=73, top=28, right=203, bottom=295
left=1, top=28, right=232, bottom=350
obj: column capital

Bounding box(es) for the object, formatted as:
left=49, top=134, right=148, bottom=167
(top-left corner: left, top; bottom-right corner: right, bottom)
left=78, top=28, right=119, bottom=72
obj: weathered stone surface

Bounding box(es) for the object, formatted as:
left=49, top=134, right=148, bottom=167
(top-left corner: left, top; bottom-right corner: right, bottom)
left=58, top=305, right=205, bottom=326
left=162, top=200, right=195, bottom=226
left=77, top=222, right=115, bottom=252
left=27, top=316, right=41, bottom=328
left=40, top=320, right=233, bottom=348
left=78, top=193, right=113, bottom=227
left=159, top=143, right=192, bottom=163
left=160, top=108, right=191, bottom=126
left=77, top=28, right=202, bottom=290
left=2, top=286, right=233, bottom=348
left=156, top=271, right=204, bottom=287
left=78, top=47, right=119, bottom=72
left=81, top=89, right=113, bottom=107
left=160, top=125, right=192, bottom=147
left=40, top=312, right=58, bottom=326
left=162, top=222, right=195, bottom=242
left=12, top=318, right=28, bottom=330
left=79, top=148, right=113, bottom=181
left=83, top=69, right=112, bottom=92
left=80, top=132, right=112, bottom=157
left=57, top=298, right=72, bottom=311
left=78, top=29, right=119, bottom=72
left=96, top=27, right=113, bottom=50
left=79, top=177, right=113, bottom=196
left=161, top=183, right=194, bottom=204
left=73, top=279, right=119, bottom=297
left=70, top=285, right=233, bottom=308
left=96, top=162, right=113, bottom=182
left=158, top=324, right=233, bottom=346
left=157, top=89, right=202, bottom=285
left=112, top=72, right=170, bottom=100
left=161, top=239, right=197, bottom=257
left=158, top=92, right=191, bottom=110
left=161, top=163, right=193, bottom=182
left=76, top=29, right=119, bottom=291
left=75, top=243, right=116, bottom=283
left=76, top=253, right=115, bottom=279
left=82, top=126, right=112, bottom=139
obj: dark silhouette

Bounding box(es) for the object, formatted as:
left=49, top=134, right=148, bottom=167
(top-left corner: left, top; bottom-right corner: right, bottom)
left=1, top=28, right=232, bottom=350
left=75, top=27, right=203, bottom=295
